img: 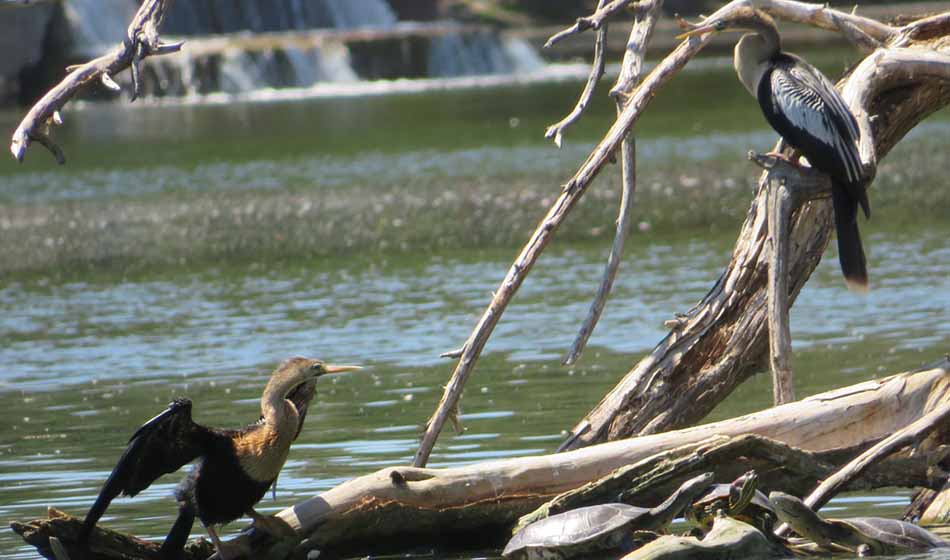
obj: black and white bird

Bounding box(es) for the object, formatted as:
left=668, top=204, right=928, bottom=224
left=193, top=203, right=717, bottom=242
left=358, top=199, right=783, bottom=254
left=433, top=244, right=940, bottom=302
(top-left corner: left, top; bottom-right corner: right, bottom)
left=679, top=7, right=871, bottom=290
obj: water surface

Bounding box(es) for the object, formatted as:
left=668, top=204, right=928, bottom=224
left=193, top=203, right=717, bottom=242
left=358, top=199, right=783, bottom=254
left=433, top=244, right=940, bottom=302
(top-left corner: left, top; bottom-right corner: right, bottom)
left=1, top=55, right=949, bottom=559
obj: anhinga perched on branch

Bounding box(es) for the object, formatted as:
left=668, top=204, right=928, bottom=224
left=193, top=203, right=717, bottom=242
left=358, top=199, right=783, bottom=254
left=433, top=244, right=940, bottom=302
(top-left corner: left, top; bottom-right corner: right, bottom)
left=679, top=7, right=872, bottom=290
left=78, top=357, right=361, bottom=559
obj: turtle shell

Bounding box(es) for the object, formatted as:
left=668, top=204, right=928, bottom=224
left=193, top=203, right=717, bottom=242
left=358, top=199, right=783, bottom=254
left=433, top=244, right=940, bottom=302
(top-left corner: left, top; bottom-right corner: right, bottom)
left=834, top=517, right=949, bottom=554
left=502, top=503, right=646, bottom=559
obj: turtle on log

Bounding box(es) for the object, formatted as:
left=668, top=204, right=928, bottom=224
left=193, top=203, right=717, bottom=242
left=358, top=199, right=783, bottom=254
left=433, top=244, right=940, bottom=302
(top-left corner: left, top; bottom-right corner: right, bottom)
left=686, top=470, right=775, bottom=534
left=501, top=472, right=714, bottom=560
left=770, top=491, right=950, bottom=556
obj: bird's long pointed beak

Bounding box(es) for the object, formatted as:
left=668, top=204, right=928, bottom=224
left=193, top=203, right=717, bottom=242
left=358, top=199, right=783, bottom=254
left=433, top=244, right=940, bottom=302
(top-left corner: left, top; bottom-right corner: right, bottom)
left=675, top=24, right=719, bottom=40
left=322, top=364, right=363, bottom=375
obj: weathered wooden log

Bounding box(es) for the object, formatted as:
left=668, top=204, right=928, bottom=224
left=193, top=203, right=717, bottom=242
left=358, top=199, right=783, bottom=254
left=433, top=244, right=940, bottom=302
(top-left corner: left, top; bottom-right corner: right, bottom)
left=14, top=359, right=949, bottom=559
left=11, top=507, right=214, bottom=560
left=512, top=433, right=939, bottom=534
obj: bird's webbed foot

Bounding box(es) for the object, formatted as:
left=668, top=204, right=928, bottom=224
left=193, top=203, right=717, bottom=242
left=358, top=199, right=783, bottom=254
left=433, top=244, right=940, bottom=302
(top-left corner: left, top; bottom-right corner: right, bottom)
left=247, top=508, right=296, bottom=539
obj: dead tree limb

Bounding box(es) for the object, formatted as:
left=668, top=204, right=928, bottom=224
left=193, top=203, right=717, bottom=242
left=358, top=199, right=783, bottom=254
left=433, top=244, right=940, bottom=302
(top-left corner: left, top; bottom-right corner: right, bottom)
left=544, top=0, right=609, bottom=149
left=559, top=10, right=950, bottom=451
left=753, top=152, right=835, bottom=404
left=544, top=0, right=642, bottom=49
left=412, top=0, right=728, bottom=468
left=15, top=360, right=950, bottom=559
left=9, top=0, right=180, bottom=163
left=565, top=0, right=664, bottom=366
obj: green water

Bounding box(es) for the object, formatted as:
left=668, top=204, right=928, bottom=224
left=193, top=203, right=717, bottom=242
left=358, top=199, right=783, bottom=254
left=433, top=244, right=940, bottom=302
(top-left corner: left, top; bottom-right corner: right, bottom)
left=1, top=56, right=949, bottom=559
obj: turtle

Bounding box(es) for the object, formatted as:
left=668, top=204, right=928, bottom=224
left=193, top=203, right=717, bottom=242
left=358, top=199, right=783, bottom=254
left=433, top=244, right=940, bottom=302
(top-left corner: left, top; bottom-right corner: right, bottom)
left=770, top=491, right=950, bottom=556
left=686, top=470, right=775, bottom=534
left=501, top=472, right=715, bottom=560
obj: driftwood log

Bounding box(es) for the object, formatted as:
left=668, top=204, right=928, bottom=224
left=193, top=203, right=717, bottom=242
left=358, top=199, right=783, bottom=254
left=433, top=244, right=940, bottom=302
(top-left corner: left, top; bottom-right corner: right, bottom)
left=14, top=358, right=950, bottom=559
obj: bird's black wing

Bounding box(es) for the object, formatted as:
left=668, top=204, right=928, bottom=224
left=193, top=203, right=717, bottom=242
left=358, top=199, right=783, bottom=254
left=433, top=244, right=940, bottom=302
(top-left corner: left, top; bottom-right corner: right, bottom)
left=79, top=398, right=219, bottom=542
left=770, top=55, right=870, bottom=217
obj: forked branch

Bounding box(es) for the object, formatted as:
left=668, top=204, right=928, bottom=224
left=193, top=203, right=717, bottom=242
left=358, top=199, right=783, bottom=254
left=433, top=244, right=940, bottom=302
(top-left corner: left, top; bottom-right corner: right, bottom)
left=564, top=0, right=664, bottom=365
left=9, top=0, right=180, bottom=163
left=544, top=0, right=643, bottom=49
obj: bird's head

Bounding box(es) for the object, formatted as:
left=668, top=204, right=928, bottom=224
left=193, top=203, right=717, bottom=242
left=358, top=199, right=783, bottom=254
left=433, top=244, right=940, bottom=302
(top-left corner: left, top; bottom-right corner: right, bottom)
left=675, top=6, right=776, bottom=41
left=263, top=357, right=361, bottom=433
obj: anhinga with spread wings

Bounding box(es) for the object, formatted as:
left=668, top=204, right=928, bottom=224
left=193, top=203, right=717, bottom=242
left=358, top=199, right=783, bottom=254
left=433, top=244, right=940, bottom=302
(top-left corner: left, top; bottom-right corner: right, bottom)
left=77, top=357, right=361, bottom=559
left=679, top=7, right=872, bottom=290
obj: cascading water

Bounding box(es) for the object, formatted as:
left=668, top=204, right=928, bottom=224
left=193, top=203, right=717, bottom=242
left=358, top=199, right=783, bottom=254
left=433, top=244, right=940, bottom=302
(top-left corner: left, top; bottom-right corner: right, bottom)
left=63, top=0, right=138, bottom=55
left=161, top=0, right=398, bottom=34
left=62, top=0, right=545, bottom=100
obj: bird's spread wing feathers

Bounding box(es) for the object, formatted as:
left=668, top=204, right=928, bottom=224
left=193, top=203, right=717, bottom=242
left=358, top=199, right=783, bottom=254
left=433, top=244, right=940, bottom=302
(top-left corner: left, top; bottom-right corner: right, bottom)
left=769, top=59, right=870, bottom=217
left=79, top=398, right=217, bottom=542
left=770, top=58, right=865, bottom=190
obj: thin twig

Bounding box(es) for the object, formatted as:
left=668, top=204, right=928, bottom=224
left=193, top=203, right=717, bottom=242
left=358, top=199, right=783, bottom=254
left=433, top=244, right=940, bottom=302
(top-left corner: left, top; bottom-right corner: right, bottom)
left=544, top=0, right=640, bottom=49
left=544, top=2, right=609, bottom=148
left=564, top=0, right=664, bottom=365
left=775, top=400, right=950, bottom=538
left=412, top=3, right=732, bottom=469
left=9, top=0, right=180, bottom=163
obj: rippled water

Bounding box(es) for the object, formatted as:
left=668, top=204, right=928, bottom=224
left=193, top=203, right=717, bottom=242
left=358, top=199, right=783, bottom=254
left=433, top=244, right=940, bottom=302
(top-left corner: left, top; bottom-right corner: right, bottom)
left=2, top=54, right=949, bottom=559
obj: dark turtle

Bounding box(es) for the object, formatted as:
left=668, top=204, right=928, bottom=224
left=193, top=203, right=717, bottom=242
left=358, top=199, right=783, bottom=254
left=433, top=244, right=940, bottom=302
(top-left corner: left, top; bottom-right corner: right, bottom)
left=686, top=470, right=775, bottom=534
left=501, top=472, right=715, bottom=560
left=770, top=491, right=950, bottom=556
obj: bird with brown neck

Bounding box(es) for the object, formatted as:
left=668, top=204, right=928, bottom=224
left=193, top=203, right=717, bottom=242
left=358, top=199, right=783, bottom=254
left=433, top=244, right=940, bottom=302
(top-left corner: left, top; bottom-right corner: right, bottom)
left=77, top=357, right=361, bottom=559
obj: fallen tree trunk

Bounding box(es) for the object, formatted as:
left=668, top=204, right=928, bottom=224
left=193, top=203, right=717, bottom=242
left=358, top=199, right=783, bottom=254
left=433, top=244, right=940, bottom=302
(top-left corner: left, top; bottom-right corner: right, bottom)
left=15, top=358, right=950, bottom=559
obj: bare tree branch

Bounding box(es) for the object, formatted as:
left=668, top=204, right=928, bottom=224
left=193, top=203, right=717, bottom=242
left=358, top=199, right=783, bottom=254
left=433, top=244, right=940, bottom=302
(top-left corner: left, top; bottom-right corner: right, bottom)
left=544, top=0, right=641, bottom=49
left=412, top=2, right=731, bottom=469
left=9, top=0, right=180, bottom=163
left=564, top=0, right=664, bottom=365
left=544, top=0, right=610, bottom=148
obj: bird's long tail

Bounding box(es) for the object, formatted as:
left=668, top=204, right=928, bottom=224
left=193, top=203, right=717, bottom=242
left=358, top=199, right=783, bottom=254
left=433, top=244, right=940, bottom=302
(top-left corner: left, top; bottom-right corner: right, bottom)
left=832, top=183, right=869, bottom=291
left=159, top=502, right=196, bottom=560
left=77, top=486, right=114, bottom=545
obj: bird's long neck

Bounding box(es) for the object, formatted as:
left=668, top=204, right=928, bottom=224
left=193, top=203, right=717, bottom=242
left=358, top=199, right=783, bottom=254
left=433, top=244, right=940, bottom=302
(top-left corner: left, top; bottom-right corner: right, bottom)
left=260, top=385, right=300, bottom=437
left=734, top=28, right=781, bottom=96
left=232, top=387, right=301, bottom=483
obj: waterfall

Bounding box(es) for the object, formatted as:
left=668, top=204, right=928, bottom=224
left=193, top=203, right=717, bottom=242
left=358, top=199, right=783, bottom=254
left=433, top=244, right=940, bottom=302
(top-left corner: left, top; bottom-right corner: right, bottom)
left=63, top=0, right=138, bottom=55
left=161, top=0, right=397, bottom=35
left=427, top=34, right=544, bottom=77
left=60, top=0, right=545, bottom=99
left=320, top=0, right=397, bottom=29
